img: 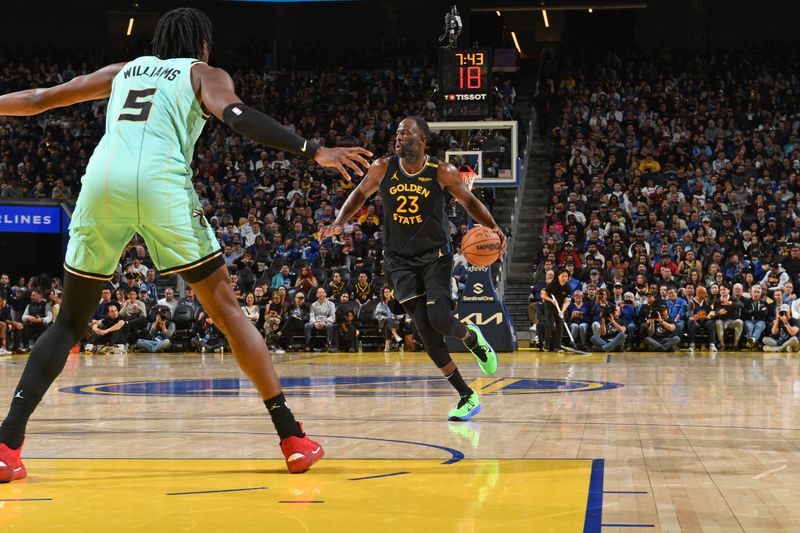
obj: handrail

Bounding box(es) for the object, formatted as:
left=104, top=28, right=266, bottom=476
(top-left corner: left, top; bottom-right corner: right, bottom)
left=498, top=102, right=535, bottom=299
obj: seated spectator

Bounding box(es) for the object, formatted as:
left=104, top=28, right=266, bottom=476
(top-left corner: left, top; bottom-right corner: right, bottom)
left=305, top=288, right=335, bottom=351
left=271, top=264, right=294, bottom=292
left=336, top=308, right=359, bottom=352
left=119, top=289, right=148, bottom=342
left=665, top=288, right=688, bottom=337
left=325, top=271, right=347, bottom=302
left=713, top=285, right=744, bottom=351
left=591, top=288, right=613, bottom=337
left=295, top=265, right=319, bottom=299
left=86, top=302, right=126, bottom=353
left=762, top=304, right=800, bottom=353
left=178, top=287, right=200, bottom=314
left=0, top=294, right=16, bottom=354
left=135, top=307, right=174, bottom=353
left=157, top=288, right=178, bottom=316
left=91, top=288, right=115, bottom=326
left=375, top=287, right=403, bottom=351
left=743, top=285, right=772, bottom=349
left=276, top=292, right=309, bottom=349
left=352, top=272, right=374, bottom=306
left=565, top=289, right=590, bottom=350
left=241, top=292, right=260, bottom=326
left=264, top=291, right=286, bottom=353
left=191, top=315, right=228, bottom=353
left=644, top=304, right=681, bottom=352
left=687, top=286, right=713, bottom=352
left=22, top=289, right=52, bottom=350
left=141, top=270, right=158, bottom=304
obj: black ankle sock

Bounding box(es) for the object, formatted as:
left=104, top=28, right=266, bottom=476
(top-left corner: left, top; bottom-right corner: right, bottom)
left=445, top=369, right=472, bottom=397
left=264, top=392, right=304, bottom=441
left=0, top=389, right=42, bottom=449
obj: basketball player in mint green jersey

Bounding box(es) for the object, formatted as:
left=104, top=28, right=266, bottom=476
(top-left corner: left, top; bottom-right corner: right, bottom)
left=0, top=8, right=371, bottom=481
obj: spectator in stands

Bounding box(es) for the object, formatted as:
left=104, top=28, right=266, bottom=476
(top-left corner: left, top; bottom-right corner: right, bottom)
left=119, top=289, right=148, bottom=342
left=241, top=292, right=260, bottom=326
left=336, top=307, right=359, bottom=353
left=264, top=291, right=285, bottom=354
left=375, top=287, right=403, bottom=352
left=295, top=265, right=319, bottom=299
left=0, top=294, right=13, bottom=354
left=761, top=262, right=789, bottom=292
left=305, top=288, right=335, bottom=351
left=86, top=303, right=126, bottom=353
left=666, top=288, right=688, bottom=337
left=271, top=265, right=294, bottom=292
left=157, top=288, right=178, bottom=316
left=687, top=286, right=713, bottom=352
left=276, top=293, right=309, bottom=350
left=713, top=285, right=744, bottom=351
left=136, top=307, right=174, bottom=353
left=762, top=304, right=800, bottom=353
left=352, top=272, right=374, bottom=306
left=565, top=289, right=590, bottom=350
left=178, top=287, right=200, bottom=314
left=743, top=285, right=772, bottom=349
left=644, top=304, right=681, bottom=352
left=141, top=270, right=158, bottom=305
left=21, top=289, right=52, bottom=350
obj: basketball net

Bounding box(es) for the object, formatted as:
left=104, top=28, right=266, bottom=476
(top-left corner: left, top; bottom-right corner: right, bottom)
left=459, top=164, right=477, bottom=191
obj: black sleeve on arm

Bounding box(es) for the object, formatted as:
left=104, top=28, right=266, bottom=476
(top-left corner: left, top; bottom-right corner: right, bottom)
left=222, top=103, right=320, bottom=159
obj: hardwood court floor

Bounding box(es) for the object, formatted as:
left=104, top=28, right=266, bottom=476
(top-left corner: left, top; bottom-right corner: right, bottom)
left=1, top=348, right=799, bottom=532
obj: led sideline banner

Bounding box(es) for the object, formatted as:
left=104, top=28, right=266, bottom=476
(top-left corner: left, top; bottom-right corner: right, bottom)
left=0, top=205, right=61, bottom=234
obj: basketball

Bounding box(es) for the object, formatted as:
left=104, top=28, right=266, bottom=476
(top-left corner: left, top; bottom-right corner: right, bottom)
left=461, top=226, right=502, bottom=267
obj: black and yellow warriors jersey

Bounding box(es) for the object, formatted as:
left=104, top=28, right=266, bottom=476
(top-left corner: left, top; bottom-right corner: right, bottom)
left=379, top=155, right=451, bottom=257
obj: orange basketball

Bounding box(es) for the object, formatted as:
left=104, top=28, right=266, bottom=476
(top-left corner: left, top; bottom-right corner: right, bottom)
left=461, top=226, right=502, bottom=267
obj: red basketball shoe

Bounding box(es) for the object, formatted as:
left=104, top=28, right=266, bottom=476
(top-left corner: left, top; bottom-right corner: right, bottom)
left=0, top=441, right=27, bottom=483
left=280, top=424, right=324, bottom=474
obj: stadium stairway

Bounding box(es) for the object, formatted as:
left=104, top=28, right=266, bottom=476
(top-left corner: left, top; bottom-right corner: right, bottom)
left=504, top=126, right=551, bottom=340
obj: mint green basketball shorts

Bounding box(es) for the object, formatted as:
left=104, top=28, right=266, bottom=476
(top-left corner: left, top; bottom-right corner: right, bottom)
left=64, top=215, right=221, bottom=281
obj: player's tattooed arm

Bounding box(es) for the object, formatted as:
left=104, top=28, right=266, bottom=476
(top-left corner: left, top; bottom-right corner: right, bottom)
left=438, top=162, right=507, bottom=253
left=320, top=158, right=389, bottom=240
left=0, top=62, right=126, bottom=116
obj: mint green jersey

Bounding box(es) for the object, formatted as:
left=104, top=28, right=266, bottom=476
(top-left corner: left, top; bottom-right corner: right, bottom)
left=72, top=56, right=209, bottom=227
left=66, top=56, right=220, bottom=278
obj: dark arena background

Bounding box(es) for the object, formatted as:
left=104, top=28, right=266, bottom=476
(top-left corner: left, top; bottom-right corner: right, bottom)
left=2, top=0, right=800, bottom=531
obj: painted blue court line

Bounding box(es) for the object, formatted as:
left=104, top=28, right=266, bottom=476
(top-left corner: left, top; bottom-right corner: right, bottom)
left=603, top=491, right=648, bottom=495
left=350, top=471, right=409, bottom=481
left=166, top=487, right=267, bottom=496
left=601, top=524, right=654, bottom=528
left=0, top=498, right=53, bottom=502
left=279, top=500, right=324, bottom=503
left=583, top=458, right=604, bottom=533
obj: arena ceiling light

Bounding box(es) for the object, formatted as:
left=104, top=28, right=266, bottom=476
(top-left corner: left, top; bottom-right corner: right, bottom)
left=541, top=9, right=549, bottom=27
left=511, top=31, right=522, bottom=53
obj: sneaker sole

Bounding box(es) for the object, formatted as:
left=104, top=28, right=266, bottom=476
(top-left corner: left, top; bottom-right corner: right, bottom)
left=448, top=403, right=482, bottom=422
left=285, top=447, right=325, bottom=474
left=0, top=463, right=27, bottom=483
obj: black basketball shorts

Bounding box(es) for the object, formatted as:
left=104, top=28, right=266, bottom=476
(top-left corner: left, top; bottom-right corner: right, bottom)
left=383, top=248, right=453, bottom=307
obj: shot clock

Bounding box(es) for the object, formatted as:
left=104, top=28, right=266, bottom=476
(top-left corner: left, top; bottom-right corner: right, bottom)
left=439, top=47, right=493, bottom=119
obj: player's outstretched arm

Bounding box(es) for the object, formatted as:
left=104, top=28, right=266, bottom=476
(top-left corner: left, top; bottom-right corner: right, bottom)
left=0, top=63, right=126, bottom=116
left=320, top=158, right=388, bottom=240
left=195, top=63, right=372, bottom=180
left=438, top=163, right=507, bottom=252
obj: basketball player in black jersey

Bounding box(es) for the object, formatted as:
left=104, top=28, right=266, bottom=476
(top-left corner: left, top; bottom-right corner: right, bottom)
left=322, top=116, right=505, bottom=420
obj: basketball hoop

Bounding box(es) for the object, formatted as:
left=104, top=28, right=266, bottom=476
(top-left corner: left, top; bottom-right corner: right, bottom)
left=459, top=164, right=477, bottom=191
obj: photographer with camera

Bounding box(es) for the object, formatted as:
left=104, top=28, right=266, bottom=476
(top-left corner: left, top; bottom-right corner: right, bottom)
left=644, top=304, right=681, bottom=352
left=762, top=304, right=800, bottom=352
left=590, top=305, right=627, bottom=353
left=135, top=307, right=175, bottom=353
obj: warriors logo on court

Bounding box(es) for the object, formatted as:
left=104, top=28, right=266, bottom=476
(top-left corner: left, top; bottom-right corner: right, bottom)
left=60, top=376, right=623, bottom=397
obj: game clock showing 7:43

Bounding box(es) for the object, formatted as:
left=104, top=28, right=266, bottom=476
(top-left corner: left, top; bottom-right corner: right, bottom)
left=439, top=48, right=493, bottom=119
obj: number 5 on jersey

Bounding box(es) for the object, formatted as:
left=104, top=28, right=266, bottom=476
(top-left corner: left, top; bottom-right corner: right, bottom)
left=119, top=88, right=157, bottom=122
